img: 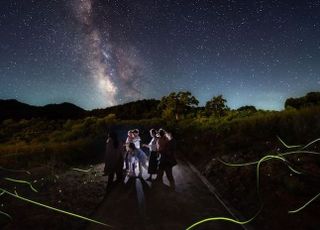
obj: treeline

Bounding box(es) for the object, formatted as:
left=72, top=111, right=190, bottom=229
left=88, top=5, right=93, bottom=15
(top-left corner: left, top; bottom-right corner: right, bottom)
left=0, top=99, right=161, bottom=121
left=1, top=92, right=319, bottom=122
left=1, top=93, right=320, bottom=169
left=285, top=92, right=320, bottom=109
left=155, top=91, right=320, bottom=121
left=89, top=99, right=160, bottom=120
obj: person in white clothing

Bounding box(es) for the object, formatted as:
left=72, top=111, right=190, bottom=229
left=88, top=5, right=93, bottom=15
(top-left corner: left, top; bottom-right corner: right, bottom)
left=132, top=129, right=148, bottom=177
left=127, top=142, right=147, bottom=177
left=143, top=129, right=159, bottom=181
left=125, top=130, right=135, bottom=175
left=132, top=129, right=141, bottom=149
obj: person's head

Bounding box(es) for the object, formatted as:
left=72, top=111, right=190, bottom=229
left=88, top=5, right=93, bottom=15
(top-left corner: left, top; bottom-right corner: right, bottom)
left=128, top=130, right=134, bottom=138
left=158, top=128, right=166, bottom=138
left=128, top=142, right=136, bottom=152
left=133, top=129, right=139, bottom=137
left=149, top=128, right=157, bottom=138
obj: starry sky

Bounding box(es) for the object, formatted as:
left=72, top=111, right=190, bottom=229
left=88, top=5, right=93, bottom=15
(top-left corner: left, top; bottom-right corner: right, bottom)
left=0, top=0, right=319, bottom=110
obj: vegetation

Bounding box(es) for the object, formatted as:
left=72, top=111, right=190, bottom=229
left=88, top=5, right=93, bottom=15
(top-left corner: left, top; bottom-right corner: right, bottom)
left=285, top=92, right=320, bottom=109
left=1, top=91, right=320, bottom=229
left=204, top=94, right=229, bottom=117
left=89, top=99, right=160, bottom=120
left=1, top=91, right=319, bottom=170
left=158, top=91, right=199, bottom=120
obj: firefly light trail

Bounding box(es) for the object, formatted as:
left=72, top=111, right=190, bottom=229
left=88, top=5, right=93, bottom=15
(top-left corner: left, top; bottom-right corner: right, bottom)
left=186, top=137, right=320, bottom=229
left=0, top=168, right=110, bottom=227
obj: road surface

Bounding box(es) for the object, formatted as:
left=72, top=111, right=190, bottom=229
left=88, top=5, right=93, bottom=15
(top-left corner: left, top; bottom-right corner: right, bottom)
left=86, top=159, right=248, bottom=230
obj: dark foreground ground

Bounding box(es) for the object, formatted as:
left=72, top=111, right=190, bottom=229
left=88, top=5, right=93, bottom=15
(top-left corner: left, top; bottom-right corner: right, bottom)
left=0, top=160, right=244, bottom=230
left=87, top=159, right=242, bottom=230
left=2, top=155, right=318, bottom=230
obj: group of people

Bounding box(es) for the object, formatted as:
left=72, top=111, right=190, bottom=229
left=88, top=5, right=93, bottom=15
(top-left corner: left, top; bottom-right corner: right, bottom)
left=103, top=128, right=177, bottom=190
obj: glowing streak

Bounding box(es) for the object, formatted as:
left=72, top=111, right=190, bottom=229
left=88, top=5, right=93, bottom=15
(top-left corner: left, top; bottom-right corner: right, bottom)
left=256, top=155, right=302, bottom=198
left=281, top=150, right=320, bottom=157
left=0, top=167, right=31, bottom=175
left=0, top=210, right=12, bottom=220
left=277, top=136, right=302, bottom=149
left=0, top=188, right=111, bottom=227
left=0, top=190, right=12, bottom=220
left=286, top=165, right=303, bottom=175
left=218, top=150, right=320, bottom=168
left=0, top=187, right=12, bottom=220
left=194, top=138, right=320, bottom=229
left=218, top=158, right=259, bottom=167
left=186, top=209, right=261, bottom=230
left=218, top=148, right=320, bottom=216
left=201, top=154, right=303, bottom=230
left=71, top=167, right=92, bottom=173
left=301, top=138, right=320, bottom=150
left=4, top=177, right=38, bottom=193
left=220, top=154, right=302, bottom=195
left=289, top=191, right=320, bottom=214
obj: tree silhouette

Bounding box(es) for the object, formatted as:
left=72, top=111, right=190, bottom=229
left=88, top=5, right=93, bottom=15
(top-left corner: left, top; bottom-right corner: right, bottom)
left=285, top=92, right=320, bottom=109
left=205, top=95, right=229, bottom=117
left=158, top=91, right=199, bottom=120
left=237, top=105, right=257, bottom=112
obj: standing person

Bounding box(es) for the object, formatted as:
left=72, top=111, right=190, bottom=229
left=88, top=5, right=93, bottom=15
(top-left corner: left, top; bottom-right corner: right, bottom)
left=125, top=130, right=135, bottom=174
left=132, top=129, right=148, bottom=177
left=132, top=129, right=141, bottom=149
left=104, top=131, right=123, bottom=190
left=127, top=142, right=143, bottom=177
left=125, top=130, right=135, bottom=147
left=143, top=129, right=159, bottom=181
left=156, top=129, right=177, bottom=189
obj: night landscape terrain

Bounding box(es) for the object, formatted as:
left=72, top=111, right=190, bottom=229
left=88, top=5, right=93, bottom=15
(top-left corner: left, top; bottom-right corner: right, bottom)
left=1, top=0, right=320, bottom=229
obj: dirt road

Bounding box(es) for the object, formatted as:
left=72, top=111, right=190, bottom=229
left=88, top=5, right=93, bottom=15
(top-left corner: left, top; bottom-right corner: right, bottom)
left=86, top=160, right=249, bottom=230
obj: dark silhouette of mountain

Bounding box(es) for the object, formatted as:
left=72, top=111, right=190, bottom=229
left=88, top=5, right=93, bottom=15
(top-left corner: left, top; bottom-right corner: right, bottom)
left=0, top=99, right=160, bottom=121
left=40, top=102, right=86, bottom=119
left=0, top=99, right=86, bottom=121
left=0, top=99, right=38, bottom=120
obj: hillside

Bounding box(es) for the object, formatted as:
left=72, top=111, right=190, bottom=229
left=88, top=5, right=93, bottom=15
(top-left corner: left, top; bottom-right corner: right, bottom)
left=0, top=99, right=86, bottom=120
left=89, top=99, right=160, bottom=120
left=0, top=99, right=161, bottom=121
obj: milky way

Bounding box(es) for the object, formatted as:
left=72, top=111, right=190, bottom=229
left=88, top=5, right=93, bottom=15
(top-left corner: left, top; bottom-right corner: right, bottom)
left=72, top=0, right=147, bottom=106
left=0, top=0, right=319, bottom=110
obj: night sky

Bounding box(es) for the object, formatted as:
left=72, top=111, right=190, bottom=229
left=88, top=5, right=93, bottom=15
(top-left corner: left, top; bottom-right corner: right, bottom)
left=1, top=0, right=319, bottom=110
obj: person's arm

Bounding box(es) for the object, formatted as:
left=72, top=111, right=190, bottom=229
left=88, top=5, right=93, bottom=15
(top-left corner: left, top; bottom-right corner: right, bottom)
left=142, top=138, right=153, bottom=148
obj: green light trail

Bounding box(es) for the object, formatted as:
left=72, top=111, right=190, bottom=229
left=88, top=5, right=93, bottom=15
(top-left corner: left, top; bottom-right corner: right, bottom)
left=289, top=191, right=320, bottom=214
left=0, top=188, right=111, bottom=228
left=4, top=177, right=38, bottom=193
left=187, top=137, right=320, bottom=229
